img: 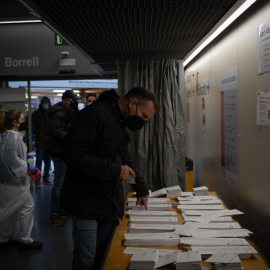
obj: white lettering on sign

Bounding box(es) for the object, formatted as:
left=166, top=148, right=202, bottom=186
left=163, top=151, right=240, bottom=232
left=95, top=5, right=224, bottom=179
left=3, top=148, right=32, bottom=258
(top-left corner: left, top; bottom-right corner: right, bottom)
left=5, top=57, right=39, bottom=67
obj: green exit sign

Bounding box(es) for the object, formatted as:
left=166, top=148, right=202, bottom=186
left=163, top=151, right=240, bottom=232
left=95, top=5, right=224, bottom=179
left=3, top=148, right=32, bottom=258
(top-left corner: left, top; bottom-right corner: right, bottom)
left=55, top=34, right=68, bottom=46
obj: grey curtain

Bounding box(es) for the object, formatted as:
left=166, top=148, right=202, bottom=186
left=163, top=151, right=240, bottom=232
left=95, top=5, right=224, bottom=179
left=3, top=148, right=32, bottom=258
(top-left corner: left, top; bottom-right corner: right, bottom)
left=117, top=59, right=185, bottom=191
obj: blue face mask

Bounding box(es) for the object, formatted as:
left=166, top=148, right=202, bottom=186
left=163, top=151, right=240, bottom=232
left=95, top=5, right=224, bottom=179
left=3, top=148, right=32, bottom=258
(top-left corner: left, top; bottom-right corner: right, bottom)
left=42, top=104, right=49, bottom=110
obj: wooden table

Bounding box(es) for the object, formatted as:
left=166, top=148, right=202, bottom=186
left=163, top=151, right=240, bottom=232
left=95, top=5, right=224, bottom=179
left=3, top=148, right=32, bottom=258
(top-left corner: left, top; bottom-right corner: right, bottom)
left=103, top=192, right=270, bottom=270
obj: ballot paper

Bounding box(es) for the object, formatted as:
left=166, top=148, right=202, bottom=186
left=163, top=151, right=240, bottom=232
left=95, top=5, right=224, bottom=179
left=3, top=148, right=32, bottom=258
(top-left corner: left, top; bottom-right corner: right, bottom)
left=180, top=237, right=249, bottom=247
left=190, top=246, right=257, bottom=259
left=156, top=250, right=180, bottom=268
left=131, top=204, right=173, bottom=211
left=130, top=216, right=178, bottom=224
left=166, top=185, right=182, bottom=197
left=193, top=186, right=209, bottom=196
left=180, top=192, right=194, bottom=197
left=129, top=249, right=159, bottom=270
left=178, top=205, right=224, bottom=211
left=127, top=175, right=136, bottom=184
left=123, top=247, right=181, bottom=257
left=205, top=251, right=239, bottom=263
left=176, top=222, right=241, bottom=232
left=129, top=224, right=180, bottom=233
left=128, top=198, right=170, bottom=203
left=126, top=210, right=176, bottom=217
left=182, top=209, right=243, bottom=217
left=179, top=199, right=222, bottom=205
left=190, top=229, right=252, bottom=238
left=184, top=216, right=233, bottom=223
left=149, top=188, right=167, bottom=198
left=124, top=232, right=180, bottom=246
left=175, top=250, right=202, bottom=270
left=178, top=195, right=217, bottom=201
left=211, top=255, right=243, bottom=270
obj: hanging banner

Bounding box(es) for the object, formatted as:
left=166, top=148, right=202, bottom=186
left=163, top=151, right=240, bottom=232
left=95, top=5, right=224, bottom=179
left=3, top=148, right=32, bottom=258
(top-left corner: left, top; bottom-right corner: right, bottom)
left=257, top=21, right=270, bottom=74
left=220, top=67, right=238, bottom=189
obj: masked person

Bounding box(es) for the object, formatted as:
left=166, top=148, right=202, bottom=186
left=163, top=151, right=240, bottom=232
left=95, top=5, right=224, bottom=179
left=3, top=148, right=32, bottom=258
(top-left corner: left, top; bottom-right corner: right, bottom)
left=46, top=90, right=77, bottom=226
left=85, top=93, right=97, bottom=106
left=0, top=109, right=43, bottom=250
left=61, top=87, right=159, bottom=270
left=32, top=96, right=52, bottom=188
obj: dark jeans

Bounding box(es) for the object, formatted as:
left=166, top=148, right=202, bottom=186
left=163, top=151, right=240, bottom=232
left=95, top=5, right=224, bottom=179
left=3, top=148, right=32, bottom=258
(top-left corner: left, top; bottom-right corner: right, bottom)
left=72, top=215, right=117, bottom=270
left=35, top=147, right=51, bottom=178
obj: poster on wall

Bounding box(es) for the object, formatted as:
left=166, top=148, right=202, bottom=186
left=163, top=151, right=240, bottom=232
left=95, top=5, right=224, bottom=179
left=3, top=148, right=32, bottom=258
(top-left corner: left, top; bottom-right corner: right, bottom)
left=257, top=21, right=270, bottom=74
left=256, top=92, right=270, bottom=126
left=220, top=67, right=238, bottom=189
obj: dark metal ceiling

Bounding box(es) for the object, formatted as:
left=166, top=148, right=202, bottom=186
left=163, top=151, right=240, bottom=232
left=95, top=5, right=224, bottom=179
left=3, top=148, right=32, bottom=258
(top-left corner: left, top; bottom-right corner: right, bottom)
left=9, top=0, right=239, bottom=75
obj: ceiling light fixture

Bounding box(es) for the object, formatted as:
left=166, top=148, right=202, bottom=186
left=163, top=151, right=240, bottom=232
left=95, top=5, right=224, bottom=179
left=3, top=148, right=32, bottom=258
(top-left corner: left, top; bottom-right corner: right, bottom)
left=183, top=0, right=257, bottom=67
left=0, top=20, right=42, bottom=24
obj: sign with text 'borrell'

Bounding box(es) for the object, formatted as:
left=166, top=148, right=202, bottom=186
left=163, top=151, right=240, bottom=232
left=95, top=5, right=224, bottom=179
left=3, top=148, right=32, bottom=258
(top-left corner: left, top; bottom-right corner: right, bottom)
left=0, top=24, right=98, bottom=77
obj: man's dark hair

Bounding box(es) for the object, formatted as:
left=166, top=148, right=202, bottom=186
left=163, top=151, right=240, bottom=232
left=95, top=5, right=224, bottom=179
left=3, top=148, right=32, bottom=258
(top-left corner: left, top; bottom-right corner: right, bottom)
left=86, top=93, right=97, bottom=100
left=123, top=87, right=160, bottom=111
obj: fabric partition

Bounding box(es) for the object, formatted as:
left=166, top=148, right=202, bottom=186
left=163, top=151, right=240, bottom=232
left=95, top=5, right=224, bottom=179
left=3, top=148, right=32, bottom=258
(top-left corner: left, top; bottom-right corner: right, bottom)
left=117, top=59, right=185, bottom=191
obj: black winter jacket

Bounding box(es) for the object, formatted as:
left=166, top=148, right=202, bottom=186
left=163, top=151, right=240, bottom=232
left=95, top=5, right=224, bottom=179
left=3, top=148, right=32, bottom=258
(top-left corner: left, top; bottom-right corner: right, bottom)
left=61, top=90, right=149, bottom=220
left=32, top=106, right=49, bottom=148
left=46, top=102, right=74, bottom=158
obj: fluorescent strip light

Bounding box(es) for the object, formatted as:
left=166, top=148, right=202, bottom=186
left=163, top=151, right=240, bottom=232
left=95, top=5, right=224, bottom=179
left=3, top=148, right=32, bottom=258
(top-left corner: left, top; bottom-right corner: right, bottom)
left=0, top=20, right=42, bottom=24
left=183, top=0, right=256, bottom=67
left=26, top=95, right=38, bottom=99
left=53, top=90, right=65, bottom=93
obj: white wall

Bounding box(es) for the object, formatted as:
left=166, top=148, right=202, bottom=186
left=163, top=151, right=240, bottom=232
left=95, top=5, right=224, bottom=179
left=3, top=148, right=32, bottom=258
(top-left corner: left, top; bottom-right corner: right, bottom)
left=184, top=0, right=270, bottom=264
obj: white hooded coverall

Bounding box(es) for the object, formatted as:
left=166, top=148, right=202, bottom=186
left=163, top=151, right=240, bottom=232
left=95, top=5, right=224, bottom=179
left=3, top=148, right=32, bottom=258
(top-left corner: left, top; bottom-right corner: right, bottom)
left=0, top=130, right=34, bottom=244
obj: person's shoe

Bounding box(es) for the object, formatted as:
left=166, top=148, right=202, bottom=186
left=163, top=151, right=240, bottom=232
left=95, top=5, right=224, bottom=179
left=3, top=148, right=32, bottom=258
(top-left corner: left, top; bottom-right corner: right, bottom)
left=49, top=214, right=63, bottom=226
left=59, top=210, right=70, bottom=219
left=43, top=177, right=53, bottom=185
left=35, top=179, right=42, bottom=188
left=19, top=241, right=43, bottom=251
left=0, top=239, right=19, bottom=249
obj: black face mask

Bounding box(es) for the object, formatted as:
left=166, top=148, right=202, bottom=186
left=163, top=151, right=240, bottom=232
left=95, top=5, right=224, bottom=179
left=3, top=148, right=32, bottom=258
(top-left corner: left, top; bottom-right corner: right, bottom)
left=123, top=104, right=146, bottom=131
left=19, top=121, right=28, bottom=131
left=69, top=101, right=78, bottom=110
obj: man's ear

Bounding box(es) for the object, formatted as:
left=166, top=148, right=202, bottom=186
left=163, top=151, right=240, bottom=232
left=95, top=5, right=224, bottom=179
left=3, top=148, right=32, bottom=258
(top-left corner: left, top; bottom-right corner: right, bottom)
left=128, top=98, right=137, bottom=107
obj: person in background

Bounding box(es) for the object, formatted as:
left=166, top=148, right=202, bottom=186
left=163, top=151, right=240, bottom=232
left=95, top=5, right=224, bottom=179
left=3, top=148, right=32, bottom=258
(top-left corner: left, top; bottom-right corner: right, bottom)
left=85, top=93, right=97, bottom=106
left=61, top=87, right=159, bottom=270
left=32, top=96, right=52, bottom=188
left=46, top=90, right=77, bottom=227
left=0, top=109, right=43, bottom=250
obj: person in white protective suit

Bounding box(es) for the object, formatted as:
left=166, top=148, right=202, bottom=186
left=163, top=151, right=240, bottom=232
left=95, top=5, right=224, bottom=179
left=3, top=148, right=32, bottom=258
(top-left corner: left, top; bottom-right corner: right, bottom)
left=0, top=109, right=43, bottom=250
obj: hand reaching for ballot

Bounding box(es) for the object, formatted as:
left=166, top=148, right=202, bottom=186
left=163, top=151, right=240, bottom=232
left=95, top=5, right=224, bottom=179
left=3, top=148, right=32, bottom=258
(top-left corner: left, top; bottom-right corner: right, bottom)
left=136, top=196, right=148, bottom=210
left=119, top=165, right=136, bottom=181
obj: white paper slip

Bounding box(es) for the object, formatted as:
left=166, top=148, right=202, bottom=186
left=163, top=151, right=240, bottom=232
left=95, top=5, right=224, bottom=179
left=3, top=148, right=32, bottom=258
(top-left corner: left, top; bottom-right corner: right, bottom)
left=178, top=195, right=217, bottom=201
left=182, top=209, right=243, bottom=216
left=180, top=192, right=194, bottom=197
left=130, top=216, right=178, bottom=224
left=156, top=250, right=179, bottom=268
left=166, top=185, right=182, bottom=192
left=123, top=247, right=181, bottom=256
left=131, top=204, right=172, bottom=211
left=180, top=237, right=249, bottom=247
left=149, top=188, right=167, bottom=198
left=128, top=198, right=170, bottom=203
left=205, top=251, right=239, bottom=263
left=127, top=175, right=136, bottom=184
left=179, top=199, right=222, bottom=205
left=129, top=224, right=180, bottom=233
left=125, top=232, right=179, bottom=240
left=178, top=205, right=224, bottom=210
left=190, top=229, right=252, bottom=238
left=175, top=250, right=202, bottom=270
left=191, top=223, right=241, bottom=230
left=191, top=246, right=257, bottom=259
left=184, top=216, right=233, bottom=223
left=126, top=210, right=176, bottom=217
left=129, top=249, right=159, bottom=270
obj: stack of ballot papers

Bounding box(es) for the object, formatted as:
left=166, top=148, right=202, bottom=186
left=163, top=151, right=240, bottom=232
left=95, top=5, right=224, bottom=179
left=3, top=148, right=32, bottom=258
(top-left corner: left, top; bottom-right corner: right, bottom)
left=190, top=246, right=257, bottom=259
left=166, top=185, right=182, bottom=197
left=124, top=247, right=182, bottom=256
left=124, top=232, right=180, bottom=246
left=129, top=216, right=178, bottom=224
left=128, top=198, right=171, bottom=203
left=129, top=223, right=180, bottom=233
left=149, top=188, right=167, bottom=198
left=178, top=195, right=216, bottom=201
left=193, top=186, right=209, bottom=196
left=184, top=216, right=233, bottom=223
left=206, top=252, right=243, bottom=270
left=126, top=210, right=176, bottom=217
left=175, top=251, right=202, bottom=270
left=180, top=192, right=194, bottom=197
left=131, top=204, right=173, bottom=211
left=178, top=205, right=224, bottom=211
left=129, top=249, right=159, bottom=270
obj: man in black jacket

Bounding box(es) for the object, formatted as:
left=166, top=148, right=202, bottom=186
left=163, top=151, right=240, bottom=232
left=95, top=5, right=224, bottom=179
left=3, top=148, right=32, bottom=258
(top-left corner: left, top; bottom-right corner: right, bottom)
left=46, top=90, right=78, bottom=226
left=61, top=87, right=159, bottom=270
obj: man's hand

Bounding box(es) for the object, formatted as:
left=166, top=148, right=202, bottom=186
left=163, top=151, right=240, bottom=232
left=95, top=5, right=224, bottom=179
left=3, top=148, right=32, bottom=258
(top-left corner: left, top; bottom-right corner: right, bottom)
left=119, top=165, right=136, bottom=181
left=136, top=196, right=148, bottom=210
